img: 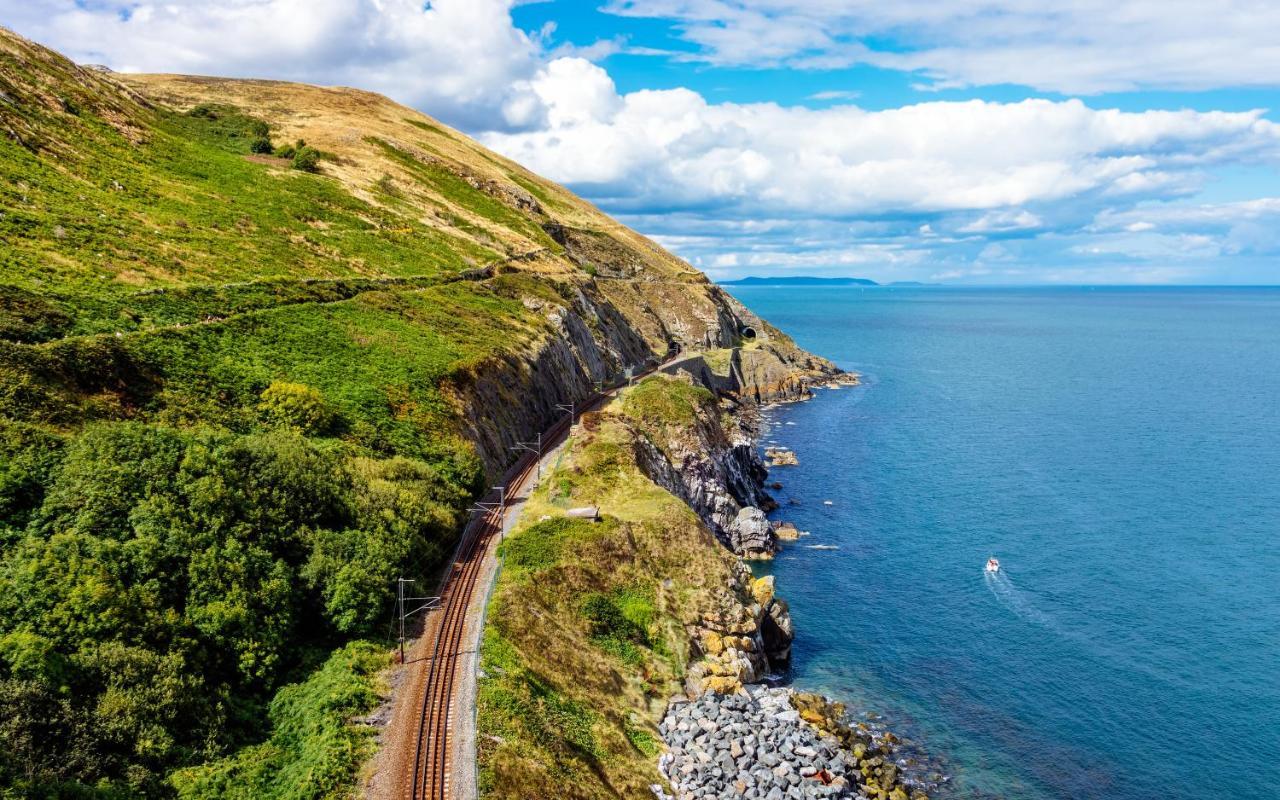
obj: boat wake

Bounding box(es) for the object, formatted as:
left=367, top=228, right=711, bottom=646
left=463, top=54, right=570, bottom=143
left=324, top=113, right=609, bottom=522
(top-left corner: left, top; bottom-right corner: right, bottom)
left=983, top=569, right=1055, bottom=629
left=983, top=567, right=1183, bottom=687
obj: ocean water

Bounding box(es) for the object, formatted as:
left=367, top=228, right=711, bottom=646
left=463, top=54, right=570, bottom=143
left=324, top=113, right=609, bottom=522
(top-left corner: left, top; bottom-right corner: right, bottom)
left=729, top=286, right=1280, bottom=800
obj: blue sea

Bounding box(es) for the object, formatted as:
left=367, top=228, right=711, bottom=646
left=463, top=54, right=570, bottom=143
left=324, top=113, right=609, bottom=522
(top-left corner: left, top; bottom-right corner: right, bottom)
left=728, top=286, right=1280, bottom=800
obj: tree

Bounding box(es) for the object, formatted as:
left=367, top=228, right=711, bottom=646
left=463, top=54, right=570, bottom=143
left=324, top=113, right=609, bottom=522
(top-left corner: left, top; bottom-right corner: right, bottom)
left=0, top=419, right=469, bottom=793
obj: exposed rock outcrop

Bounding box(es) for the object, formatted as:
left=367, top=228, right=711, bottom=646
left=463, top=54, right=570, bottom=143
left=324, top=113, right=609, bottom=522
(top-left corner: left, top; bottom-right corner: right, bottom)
left=766, top=447, right=799, bottom=467
left=729, top=506, right=776, bottom=559
left=451, top=277, right=789, bottom=479
left=450, top=282, right=653, bottom=473
left=774, top=521, right=802, bottom=541
left=661, top=343, right=851, bottom=407
left=619, top=377, right=781, bottom=558
left=683, top=562, right=794, bottom=695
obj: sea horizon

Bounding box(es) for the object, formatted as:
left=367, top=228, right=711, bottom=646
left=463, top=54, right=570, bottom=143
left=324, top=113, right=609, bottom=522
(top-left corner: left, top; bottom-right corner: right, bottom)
left=717, top=281, right=1280, bottom=289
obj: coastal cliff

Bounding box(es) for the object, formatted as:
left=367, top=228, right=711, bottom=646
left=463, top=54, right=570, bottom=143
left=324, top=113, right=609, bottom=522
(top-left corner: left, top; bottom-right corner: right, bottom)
left=0, top=26, right=851, bottom=799
left=476, top=374, right=805, bottom=798
left=476, top=369, right=936, bottom=800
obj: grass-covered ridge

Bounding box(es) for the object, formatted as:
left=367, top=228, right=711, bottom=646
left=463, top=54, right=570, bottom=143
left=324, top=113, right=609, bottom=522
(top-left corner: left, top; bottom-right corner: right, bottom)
left=476, top=395, right=747, bottom=799
left=621, top=375, right=714, bottom=429
left=1, top=92, right=495, bottom=338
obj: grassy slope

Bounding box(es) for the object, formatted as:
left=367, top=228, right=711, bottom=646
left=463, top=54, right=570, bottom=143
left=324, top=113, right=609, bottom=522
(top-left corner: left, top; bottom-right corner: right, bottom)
left=0, top=27, right=745, bottom=800
left=478, top=377, right=752, bottom=799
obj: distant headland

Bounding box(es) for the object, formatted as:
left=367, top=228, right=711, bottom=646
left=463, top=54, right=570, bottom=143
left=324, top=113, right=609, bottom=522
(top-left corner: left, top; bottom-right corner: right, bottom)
left=718, top=276, right=938, bottom=287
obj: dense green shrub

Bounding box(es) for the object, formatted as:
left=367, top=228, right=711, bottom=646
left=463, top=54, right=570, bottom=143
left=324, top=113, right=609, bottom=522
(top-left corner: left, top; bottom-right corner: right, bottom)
left=0, top=422, right=64, bottom=531
left=169, top=642, right=386, bottom=800
left=0, top=286, right=73, bottom=343
left=304, top=457, right=465, bottom=632
left=177, top=105, right=275, bottom=156
left=258, top=381, right=335, bottom=433
left=292, top=146, right=320, bottom=173
left=500, top=516, right=607, bottom=572
left=580, top=593, right=648, bottom=645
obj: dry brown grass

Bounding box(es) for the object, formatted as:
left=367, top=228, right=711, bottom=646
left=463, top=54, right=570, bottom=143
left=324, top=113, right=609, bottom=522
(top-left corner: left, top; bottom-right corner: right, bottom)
left=119, top=74, right=693, bottom=275
left=114, top=72, right=726, bottom=353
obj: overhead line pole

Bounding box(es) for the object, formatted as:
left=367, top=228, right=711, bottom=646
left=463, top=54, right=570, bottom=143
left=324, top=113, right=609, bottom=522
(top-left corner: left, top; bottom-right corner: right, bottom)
left=493, top=485, right=507, bottom=545
left=509, top=431, right=543, bottom=482
left=395, top=577, right=442, bottom=663
left=555, top=400, right=574, bottom=421
left=398, top=577, right=410, bottom=663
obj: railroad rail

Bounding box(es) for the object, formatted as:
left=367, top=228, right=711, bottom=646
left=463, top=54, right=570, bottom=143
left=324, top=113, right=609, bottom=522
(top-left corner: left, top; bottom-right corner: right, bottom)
left=404, top=355, right=679, bottom=800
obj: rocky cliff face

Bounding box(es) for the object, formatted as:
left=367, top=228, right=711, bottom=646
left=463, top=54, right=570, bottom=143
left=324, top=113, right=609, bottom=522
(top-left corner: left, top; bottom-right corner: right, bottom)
left=683, top=566, right=794, bottom=693
left=450, top=271, right=848, bottom=487
left=599, top=366, right=821, bottom=690
left=599, top=402, right=796, bottom=686
left=449, top=281, right=653, bottom=473
left=621, top=378, right=780, bottom=559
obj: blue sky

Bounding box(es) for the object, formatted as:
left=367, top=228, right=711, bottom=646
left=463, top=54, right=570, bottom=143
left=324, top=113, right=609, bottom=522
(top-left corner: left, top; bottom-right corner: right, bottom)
left=516, top=1, right=1279, bottom=115
left=7, top=0, right=1280, bottom=283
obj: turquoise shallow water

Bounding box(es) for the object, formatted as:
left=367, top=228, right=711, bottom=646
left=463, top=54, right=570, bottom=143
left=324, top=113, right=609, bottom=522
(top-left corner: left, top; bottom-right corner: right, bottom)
left=729, top=286, right=1280, bottom=800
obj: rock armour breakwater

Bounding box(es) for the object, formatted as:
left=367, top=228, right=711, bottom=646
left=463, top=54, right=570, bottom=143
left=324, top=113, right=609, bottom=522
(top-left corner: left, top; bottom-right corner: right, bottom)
left=657, top=687, right=853, bottom=800
left=656, top=688, right=935, bottom=800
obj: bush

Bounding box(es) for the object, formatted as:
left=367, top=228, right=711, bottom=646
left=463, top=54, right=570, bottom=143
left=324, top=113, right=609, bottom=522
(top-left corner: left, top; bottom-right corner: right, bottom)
left=258, top=381, right=335, bottom=433
left=169, top=642, right=387, bottom=800
left=292, top=146, right=321, bottom=173
left=501, top=517, right=604, bottom=572
left=580, top=593, right=647, bottom=645
left=303, top=456, right=464, bottom=633
left=0, top=422, right=65, bottom=529
left=249, top=136, right=274, bottom=154
left=274, top=143, right=296, bottom=159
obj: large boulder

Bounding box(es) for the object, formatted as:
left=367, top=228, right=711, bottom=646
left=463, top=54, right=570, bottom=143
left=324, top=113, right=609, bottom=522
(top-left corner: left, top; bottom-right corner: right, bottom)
left=729, top=506, right=777, bottom=559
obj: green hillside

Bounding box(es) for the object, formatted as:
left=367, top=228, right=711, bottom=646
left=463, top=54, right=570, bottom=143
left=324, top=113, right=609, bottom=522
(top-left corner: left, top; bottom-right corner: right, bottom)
left=0, top=26, right=740, bottom=799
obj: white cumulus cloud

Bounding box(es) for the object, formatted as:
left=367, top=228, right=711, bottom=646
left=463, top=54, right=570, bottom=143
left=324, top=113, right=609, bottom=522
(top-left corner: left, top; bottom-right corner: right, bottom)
left=603, top=0, right=1280, bottom=94
left=1, top=0, right=548, bottom=131
left=483, top=84, right=1280, bottom=219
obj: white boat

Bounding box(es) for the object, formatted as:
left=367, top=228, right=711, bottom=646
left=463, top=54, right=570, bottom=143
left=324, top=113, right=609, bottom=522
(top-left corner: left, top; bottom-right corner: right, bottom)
left=985, top=557, right=1000, bottom=573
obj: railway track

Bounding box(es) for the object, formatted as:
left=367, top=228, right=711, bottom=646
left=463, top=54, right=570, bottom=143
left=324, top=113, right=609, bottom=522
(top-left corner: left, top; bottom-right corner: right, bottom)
left=404, top=356, right=678, bottom=800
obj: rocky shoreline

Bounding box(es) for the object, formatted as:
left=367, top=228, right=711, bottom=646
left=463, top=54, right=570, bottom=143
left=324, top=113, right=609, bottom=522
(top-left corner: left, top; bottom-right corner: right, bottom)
left=654, top=374, right=948, bottom=800
left=655, top=688, right=942, bottom=800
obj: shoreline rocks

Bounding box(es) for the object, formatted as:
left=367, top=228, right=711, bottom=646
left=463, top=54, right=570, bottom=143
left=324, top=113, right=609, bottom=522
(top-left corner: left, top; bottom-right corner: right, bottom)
left=766, top=447, right=799, bottom=467
left=655, top=381, right=949, bottom=800
left=658, top=687, right=854, bottom=800
left=656, top=687, right=935, bottom=800
left=773, top=521, right=802, bottom=541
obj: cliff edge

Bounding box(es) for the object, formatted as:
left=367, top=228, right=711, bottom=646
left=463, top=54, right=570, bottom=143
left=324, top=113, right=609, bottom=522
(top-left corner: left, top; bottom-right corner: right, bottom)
left=0, top=26, right=843, bottom=799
